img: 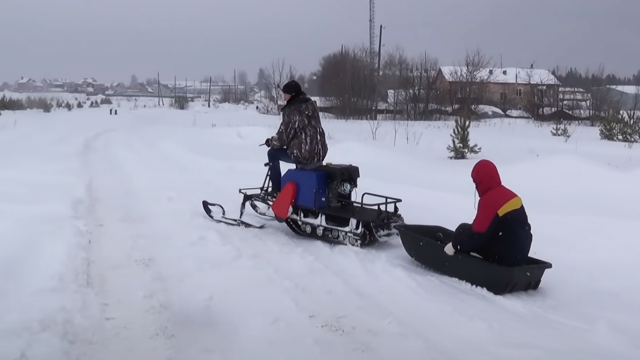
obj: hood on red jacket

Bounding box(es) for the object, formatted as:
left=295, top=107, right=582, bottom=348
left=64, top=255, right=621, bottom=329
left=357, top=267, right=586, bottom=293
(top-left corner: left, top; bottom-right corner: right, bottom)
left=471, top=159, right=502, bottom=197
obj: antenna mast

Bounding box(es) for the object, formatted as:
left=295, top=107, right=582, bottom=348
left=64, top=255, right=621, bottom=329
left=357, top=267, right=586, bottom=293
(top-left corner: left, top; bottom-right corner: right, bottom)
left=369, top=0, right=376, bottom=66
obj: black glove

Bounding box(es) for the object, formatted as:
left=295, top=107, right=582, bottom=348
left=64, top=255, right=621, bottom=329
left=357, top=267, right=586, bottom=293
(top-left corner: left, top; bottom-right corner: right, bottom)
left=265, top=138, right=271, bottom=147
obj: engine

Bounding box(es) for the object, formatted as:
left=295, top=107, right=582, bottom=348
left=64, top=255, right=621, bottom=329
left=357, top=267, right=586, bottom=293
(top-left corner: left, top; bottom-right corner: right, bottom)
left=321, top=164, right=360, bottom=207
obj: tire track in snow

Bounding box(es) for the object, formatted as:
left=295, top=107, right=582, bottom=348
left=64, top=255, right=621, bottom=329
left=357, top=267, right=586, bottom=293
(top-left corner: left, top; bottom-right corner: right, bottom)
left=80, top=129, right=175, bottom=360
left=123, top=131, right=359, bottom=359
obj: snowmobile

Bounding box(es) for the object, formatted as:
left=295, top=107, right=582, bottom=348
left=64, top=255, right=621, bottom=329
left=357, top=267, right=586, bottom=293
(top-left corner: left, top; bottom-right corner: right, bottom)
left=202, top=161, right=405, bottom=247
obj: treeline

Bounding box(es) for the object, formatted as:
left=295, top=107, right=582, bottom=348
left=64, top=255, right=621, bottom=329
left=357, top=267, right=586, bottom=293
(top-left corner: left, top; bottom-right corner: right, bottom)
left=253, top=45, right=640, bottom=122
left=0, top=95, right=113, bottom=115
left=252, top=44, right=639, bottom=146
left=553, top=67, right=640, bottom=89
left=254, top=45, right=445, bottom=120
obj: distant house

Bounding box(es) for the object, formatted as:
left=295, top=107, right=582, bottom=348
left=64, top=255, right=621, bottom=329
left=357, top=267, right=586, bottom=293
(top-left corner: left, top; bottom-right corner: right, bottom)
left=43, top=78, right=73, bottom=91
left=435, top=66, right=561, bottom=112
left=603, top=86, right=640, bottom=112
left=128, top=82, right=155, bottom=94
left=79, top=78, right=106, bottom=93
left=150, top=83, right=172, bottom=96
left=558, top=87, right=590, bottom=111
left=14, top=77, right=44, bottom=92
left=106, top=82, right=128, bottom=94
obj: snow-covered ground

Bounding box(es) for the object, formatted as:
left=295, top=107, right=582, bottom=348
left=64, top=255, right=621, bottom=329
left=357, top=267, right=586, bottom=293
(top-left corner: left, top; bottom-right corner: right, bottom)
left=0, top=104, right=638, bottom=360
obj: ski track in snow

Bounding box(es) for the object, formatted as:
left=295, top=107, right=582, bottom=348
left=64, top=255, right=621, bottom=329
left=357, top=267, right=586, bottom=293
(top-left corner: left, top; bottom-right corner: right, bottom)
left=1, top=109, right=639, bottom=360
left=81, top=128, right=176, bottom=360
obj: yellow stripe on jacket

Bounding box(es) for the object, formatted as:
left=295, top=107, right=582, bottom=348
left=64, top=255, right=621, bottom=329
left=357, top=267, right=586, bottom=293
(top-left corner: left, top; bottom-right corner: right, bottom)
left=497, top=196, right=523, bottom=216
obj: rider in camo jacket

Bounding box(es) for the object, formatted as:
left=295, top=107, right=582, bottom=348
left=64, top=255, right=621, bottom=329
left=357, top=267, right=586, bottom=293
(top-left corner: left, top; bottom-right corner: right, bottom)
left=265, top=80, right=328, bottom=193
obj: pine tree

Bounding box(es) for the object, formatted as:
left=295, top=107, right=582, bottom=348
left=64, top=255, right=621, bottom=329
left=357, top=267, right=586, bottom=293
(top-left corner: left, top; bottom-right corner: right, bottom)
left=447, top=116, right=481, bottom=159
left=618, top=116, right=640, bottom=143
left=550, top=119, right=570, bottom=137
left=599, top=111, right=622, bottom=141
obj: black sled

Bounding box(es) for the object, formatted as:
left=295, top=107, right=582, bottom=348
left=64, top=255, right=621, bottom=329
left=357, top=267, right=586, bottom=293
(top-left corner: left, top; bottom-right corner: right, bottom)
left=396, top=224, right=552, bottom=295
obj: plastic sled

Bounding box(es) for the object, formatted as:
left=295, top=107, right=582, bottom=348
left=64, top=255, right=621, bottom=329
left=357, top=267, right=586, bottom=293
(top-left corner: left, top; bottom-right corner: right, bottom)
left=396, top=224, right=552, bottom=295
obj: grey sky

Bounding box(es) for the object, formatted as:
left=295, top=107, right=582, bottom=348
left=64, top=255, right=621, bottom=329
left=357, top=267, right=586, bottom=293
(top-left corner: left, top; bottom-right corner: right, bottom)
left=1, top=0, right=638, bottom=84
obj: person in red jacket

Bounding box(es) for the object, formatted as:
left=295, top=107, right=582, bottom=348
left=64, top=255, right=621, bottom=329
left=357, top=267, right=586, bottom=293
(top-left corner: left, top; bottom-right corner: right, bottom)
left=444, top=159, right=533, bottom=266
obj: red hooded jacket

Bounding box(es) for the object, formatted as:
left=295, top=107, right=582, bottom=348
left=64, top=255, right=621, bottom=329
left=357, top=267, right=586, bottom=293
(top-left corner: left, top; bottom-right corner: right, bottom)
left=452, top=159, right=533, bottom=266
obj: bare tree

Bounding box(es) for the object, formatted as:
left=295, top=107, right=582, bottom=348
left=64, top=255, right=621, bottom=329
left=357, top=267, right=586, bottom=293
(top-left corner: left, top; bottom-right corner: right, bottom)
left=256, top=68, right=268, bottom=91
left=620, top=87, right=640, bottom=142
left=494, top=87, right=518, bottom=114
left=220, top=86, right=249, bottom=104
left=445, top=48, right=493, bottom=118
left=237, top=71, right=249, bottom=87
left=584, top=65, right=614, bottom=125
left=317, top=45, right=376, bottom=119
left=402, top=54, right=439, bottom=120
left=295, top=74, right=307, bottom=89
left=626, top=87, right=640, bottom=122
left=287, top=65, right=297, bottom=82
left=381, top=46, right=411, bottom=119
left=520, top=65, right=560, bottom=120
left=258, top=58, right=287, bottom=115
left=237, top=70, right=250, bottom=101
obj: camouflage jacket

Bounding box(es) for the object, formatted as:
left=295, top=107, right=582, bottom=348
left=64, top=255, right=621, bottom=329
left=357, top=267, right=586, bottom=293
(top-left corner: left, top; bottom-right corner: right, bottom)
left=270, top=95, right=328, bottom=164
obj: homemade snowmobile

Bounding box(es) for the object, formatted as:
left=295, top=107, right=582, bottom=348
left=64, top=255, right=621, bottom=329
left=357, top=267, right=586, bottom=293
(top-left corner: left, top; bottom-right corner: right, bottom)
left=202, top=161, right=405, bottom=247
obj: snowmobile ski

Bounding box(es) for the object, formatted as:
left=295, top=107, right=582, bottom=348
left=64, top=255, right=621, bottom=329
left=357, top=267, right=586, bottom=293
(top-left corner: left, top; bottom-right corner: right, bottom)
left=202, top=201, right=265, bottom=229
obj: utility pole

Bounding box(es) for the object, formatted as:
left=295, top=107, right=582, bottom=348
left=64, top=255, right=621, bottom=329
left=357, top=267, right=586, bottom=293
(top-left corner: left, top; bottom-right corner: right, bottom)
left=373, top=24, right=383, bottom=121
left=208, top=76, right=212, bottom=107
left=369, top=0, right=376, bottom=67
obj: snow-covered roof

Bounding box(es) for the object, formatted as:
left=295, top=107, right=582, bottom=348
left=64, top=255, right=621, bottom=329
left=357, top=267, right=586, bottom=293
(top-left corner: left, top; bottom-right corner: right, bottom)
left=439, top=66, right=560, bottom=85
left=80, top=77, right=98, bottom=84
left=608, top=85, right=640, bottom=94
left=16, top=77, right=43, bottom=86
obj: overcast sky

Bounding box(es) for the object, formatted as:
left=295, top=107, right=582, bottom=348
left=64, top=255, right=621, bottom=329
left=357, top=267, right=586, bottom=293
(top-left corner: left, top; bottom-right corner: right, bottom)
left=1, top=0, right=638, bottom=84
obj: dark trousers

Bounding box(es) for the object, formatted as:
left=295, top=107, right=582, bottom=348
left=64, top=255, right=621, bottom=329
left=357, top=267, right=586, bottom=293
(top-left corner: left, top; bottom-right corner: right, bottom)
left=267, top=148, right=295, bottom=192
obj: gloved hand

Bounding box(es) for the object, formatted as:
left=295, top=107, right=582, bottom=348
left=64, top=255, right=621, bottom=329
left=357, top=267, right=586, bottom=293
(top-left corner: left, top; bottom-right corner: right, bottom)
left=444, top=242, right=455, bottom=255
left=265, top=138, right=271, bottom=147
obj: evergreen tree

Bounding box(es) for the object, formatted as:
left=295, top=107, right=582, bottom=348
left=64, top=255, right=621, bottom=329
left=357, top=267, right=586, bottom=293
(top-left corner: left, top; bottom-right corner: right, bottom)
left=599, top=111, right=623, bottom=141
left=618, top=115, right=640, bottom=143
left=550, top=119, right=570, bottom=137
left=447, top=116, right=481, bottom=159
